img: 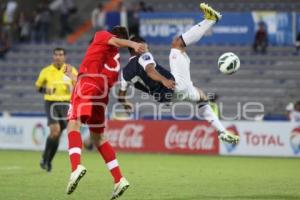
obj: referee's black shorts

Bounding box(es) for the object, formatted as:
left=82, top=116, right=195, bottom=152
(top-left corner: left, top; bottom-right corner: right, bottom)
left=44, top=101, right=69, bottom=130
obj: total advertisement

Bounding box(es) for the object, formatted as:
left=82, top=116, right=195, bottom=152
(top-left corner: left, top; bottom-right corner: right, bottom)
left=140, top=12, right=293, bottom=45
left=220, top=121, right=300, bottom=157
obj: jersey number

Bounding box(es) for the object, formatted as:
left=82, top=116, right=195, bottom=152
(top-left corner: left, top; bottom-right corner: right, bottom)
left=104, top=53, right=120, bottom=72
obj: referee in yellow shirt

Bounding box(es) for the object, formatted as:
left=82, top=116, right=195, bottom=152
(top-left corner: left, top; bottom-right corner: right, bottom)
left=35, top=47, right=77, bottom=172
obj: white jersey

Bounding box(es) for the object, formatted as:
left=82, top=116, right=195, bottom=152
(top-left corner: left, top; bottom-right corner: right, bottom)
left=169, top=48, right=200, bottom=102
left=169, top=49, right=192, bottom=90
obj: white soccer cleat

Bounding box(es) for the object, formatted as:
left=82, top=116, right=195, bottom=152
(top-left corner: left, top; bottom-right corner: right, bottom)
left=111, top=177, right=130, bottom=200
left=200, top=3, right=222, bottom=22
left=218, top=131, right=240, bottom=144
left=66, top=165, right=87, bottom=195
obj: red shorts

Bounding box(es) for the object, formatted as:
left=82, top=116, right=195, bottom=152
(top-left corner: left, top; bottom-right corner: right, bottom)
left=68, top=77, right=109, bottom=134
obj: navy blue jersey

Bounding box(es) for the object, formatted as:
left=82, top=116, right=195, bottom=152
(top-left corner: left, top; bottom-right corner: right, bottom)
left=121, top=52, right=175, bottom=102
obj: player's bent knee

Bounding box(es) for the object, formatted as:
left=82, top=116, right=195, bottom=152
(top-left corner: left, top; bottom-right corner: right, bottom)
left=49, top=131, right=61, bottom=140
left=67, top=120, right=81, bottom=132
left=90, top=131, right=106, bottom=147
left=197, top=89, right=208, bottom=102
left=197, top=100, right=209, bottom=109
left=49, top=123, right=60, bottom=136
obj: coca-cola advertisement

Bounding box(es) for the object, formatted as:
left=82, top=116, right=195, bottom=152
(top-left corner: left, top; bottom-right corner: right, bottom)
left=105, top=120, right=219, bottom=155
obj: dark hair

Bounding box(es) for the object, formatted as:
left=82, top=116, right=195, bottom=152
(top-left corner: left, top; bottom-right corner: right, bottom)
left=53, top=47, right=66, bottom=55
left=128, top=35, right=146, bottom=54
left=111, top=26, right=129, bottom=40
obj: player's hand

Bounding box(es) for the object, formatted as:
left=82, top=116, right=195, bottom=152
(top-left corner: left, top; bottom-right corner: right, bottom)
left=46, top=87, right=56, bottom=95
left=162, top=79, right=176, bottom=90
left=63, top=64, right=77, bottom=83
left=63, top=64, right=72, bottom=77
left=133, top=43, right=147, bottom=54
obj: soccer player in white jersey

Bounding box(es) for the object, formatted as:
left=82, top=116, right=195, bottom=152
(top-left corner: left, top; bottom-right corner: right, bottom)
left=119, top=3, right=239, bottom=144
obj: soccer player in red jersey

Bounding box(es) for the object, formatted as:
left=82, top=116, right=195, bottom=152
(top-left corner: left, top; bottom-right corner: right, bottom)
left=65, top=26, right=146, bottom=199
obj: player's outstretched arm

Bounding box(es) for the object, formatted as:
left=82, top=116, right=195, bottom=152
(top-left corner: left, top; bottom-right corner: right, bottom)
left=108, top=37, right=146, bottom=54
left=145, top=64, right=176, bottom=90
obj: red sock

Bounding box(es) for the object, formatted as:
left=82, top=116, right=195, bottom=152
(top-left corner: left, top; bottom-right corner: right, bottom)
left=68, top=131, right=82, bottom=172
left=97, top=142, right=122, bottom=183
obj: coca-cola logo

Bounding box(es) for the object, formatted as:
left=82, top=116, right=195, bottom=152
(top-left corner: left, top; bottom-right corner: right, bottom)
left=164, top=125, right=216, bottom=150
left=106, top=124, right=144, bottom=148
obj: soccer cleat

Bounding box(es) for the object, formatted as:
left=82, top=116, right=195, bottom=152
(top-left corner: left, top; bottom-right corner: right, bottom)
left=111, top=177, right=130, bottom=200
left=46, top=163, right=52, bottom=172
left=40, top=159, right=47, bottom=170
left=200, top=3, right=222, bottom=22
left=40, top=158, right=52, bottom=172
left=218, top=131, right=239, bottom=144
left=66, top=165, right=87, bottom=195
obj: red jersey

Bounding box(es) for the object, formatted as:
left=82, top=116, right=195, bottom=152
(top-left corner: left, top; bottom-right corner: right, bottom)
left=79, top=31, right=120, bottom=87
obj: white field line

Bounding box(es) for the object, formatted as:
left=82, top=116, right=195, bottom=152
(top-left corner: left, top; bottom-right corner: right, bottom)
left=0, top=166, right=22, bottom=171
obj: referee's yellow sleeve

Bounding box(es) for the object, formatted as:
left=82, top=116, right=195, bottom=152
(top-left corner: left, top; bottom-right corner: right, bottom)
left=35, top=69, right=46, bottom=88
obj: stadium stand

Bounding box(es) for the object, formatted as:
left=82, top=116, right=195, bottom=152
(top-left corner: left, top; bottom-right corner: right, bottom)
left=131, top=0, right=300, bottom=12
left=0, top=0, right=300, bottom=119
left=0, top=39, right=299, bottom=119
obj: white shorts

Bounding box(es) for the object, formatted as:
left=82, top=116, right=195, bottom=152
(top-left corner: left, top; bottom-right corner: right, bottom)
left=169, top=48, right=200, bottom=102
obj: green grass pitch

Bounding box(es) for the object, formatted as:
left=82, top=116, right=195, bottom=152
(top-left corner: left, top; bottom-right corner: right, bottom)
left=0, top=150, right=299, bottom=200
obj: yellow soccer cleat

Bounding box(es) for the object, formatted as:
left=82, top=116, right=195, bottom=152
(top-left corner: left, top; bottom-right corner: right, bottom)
left=200, top=3, right=222, bottom=22
left=218, top=131, right=240, bottom=144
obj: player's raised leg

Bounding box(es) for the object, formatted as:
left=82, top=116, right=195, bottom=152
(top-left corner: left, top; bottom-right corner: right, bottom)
left=168, top=3, right=238, bottom=144
left=169, top=3, right=222, bottom=91
left=181, top=3, right=221, bottom=47
left=91, top=131, right=129, bottom=200
left=196, top=88, right=239, bottom=144
left=66, top=120, right=87, bottom=195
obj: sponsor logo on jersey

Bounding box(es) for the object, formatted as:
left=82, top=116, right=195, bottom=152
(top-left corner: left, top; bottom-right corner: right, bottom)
left=142, top=54, right=151, bottom=60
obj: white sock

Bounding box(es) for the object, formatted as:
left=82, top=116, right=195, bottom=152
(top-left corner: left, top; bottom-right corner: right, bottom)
left=198, top=104, right=226, bottom=133
left=181, top=19, right=215, bottom=46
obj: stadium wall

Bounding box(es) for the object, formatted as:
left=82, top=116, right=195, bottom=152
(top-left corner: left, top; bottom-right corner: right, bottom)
left=0, top=117, right=299, bottom=157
